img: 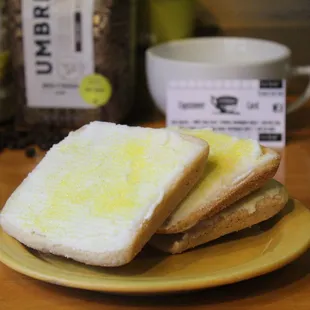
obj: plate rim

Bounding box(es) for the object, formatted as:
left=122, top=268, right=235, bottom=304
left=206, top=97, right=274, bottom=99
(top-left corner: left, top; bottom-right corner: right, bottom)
left=1, top=199, right=310, bottom=294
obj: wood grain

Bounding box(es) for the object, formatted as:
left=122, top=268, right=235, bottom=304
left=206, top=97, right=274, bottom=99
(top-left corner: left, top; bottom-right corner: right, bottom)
left=1, top=100, right=310, bottom=310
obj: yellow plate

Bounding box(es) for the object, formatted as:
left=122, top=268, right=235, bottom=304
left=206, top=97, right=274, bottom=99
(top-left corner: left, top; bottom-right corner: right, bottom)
left=1, top=199, right=310, bottom=294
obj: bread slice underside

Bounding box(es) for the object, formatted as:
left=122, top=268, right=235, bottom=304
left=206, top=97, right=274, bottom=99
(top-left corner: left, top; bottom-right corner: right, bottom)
left=150, top=179, right=288, bottom=254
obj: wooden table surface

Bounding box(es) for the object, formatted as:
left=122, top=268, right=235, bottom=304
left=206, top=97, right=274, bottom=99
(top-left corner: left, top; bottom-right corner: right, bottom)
left=1, top=101, right=310, bottom=310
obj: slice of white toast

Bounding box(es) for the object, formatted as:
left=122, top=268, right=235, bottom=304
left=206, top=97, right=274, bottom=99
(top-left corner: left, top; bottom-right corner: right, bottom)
left=150, top=179, right=288, bottom=254
left=157, top=129, right=280, bottom=234
left=0, top=122, right=209, bottom=267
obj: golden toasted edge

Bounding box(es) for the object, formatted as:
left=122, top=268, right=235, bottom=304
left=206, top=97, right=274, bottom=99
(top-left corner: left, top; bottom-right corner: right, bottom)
left=150, top=180, right=288, bottom=254
left=124, top=135, right=209, bottom=265
left=157, top=147, right=281, bottom=234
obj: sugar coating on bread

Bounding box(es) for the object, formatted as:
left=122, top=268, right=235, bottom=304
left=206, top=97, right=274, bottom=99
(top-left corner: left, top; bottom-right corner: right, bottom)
left=158, top=129, right=280, bottom=233
left=0, top=122, right=209, bottom=266
left=150, top=179, right=288, bottom=254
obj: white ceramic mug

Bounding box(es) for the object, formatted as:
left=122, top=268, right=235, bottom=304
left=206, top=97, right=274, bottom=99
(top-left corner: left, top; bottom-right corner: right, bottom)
left=146, top=37, right=310, bottom=114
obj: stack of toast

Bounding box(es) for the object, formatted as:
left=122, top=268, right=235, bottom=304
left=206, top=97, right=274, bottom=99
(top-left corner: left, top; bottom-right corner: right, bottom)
left=0, top=122, right=288, bottom=267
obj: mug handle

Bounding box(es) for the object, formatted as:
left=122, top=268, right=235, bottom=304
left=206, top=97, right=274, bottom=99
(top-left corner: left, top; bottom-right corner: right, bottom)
left=287, top=65, right=310, bottom=114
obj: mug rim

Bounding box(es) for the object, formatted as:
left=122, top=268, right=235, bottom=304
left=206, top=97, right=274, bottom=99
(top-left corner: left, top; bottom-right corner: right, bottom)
left=147, top=36, right=291, bottom=68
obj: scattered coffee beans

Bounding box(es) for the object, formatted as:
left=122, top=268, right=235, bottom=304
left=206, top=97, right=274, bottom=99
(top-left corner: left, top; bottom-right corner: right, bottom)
left=0, top=126, right=67, bottom=157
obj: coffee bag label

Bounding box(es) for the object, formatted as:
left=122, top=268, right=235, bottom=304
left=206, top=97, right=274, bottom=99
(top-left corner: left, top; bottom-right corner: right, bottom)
left=22, top=0, right=97, bottom=109
left=167, top=80, right=286, bottom=148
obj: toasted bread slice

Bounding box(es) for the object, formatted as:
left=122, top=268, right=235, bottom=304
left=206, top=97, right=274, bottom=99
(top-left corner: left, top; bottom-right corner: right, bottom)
left=0, top=122, right=209, bottom=267
left=150, top=179, right=288, bottom=254
left=157, top=129, right=280, bottom=234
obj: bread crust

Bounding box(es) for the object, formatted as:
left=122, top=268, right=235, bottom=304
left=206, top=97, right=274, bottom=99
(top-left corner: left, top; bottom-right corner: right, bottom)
left=157, top=147, right=280, bottom=234
left=1, top=134, right=209, bottom=267
left=150, top=179, right=288, bottom=254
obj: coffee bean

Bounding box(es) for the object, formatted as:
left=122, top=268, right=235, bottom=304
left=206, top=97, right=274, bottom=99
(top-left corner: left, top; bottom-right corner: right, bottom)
left=25, top=147, right=36, bottom=158
left=0, top=125, right=68, bottom=156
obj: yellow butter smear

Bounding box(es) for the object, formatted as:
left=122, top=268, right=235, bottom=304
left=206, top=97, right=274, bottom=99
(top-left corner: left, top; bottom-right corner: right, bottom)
left=178, top=129, right=262, bottom=208
left=28, top=130, right=195, bottom=233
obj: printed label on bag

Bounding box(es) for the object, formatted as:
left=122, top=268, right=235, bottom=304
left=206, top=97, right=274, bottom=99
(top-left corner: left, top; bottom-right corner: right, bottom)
left=167, top=80, right=286, bottom=148
left=22, top=0, right=95, bottom=109
left=79, top=74, right=112, bottom=107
